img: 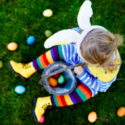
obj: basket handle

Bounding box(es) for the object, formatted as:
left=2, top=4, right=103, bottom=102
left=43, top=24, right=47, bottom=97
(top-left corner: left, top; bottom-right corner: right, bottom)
left=39, top=62, right=86, bottom=85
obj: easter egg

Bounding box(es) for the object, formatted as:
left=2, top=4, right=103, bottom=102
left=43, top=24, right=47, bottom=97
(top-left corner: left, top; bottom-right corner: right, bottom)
left=53, top=73, right=60, bottom=79
left=27, top=36, right=35, bottom=45
left=57, top=74, right=65, bottom=85
left=38, top=115, right=45, bottom=124
left=44, top=30, right=52, bottom=37
left=88, top=111, right=97, bottom=123
left=117, top=107, right=125, bottom=117
left=7, top=42, right=18, bottom=51
left=48, top=77, right=57, bottom=87
left=43, top=9, right=53, bottom=17
left=0, top=60, right=3, bottom=69
left=14, top=85, right=26, bottom=94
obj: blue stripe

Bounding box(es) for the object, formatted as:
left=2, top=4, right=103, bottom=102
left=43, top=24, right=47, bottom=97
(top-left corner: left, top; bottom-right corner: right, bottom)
left=69, top=93, right=77, bottom=104
left=68, top=44, right=70, bottom=58
left=95, top=83, right=100, bottom=93
left=70, top=44, right=72, bottom=60
left=81, top=74, right=90, bottom=82
left=61, top=45, right=66, bottom=60
left=65, top=45, right=69, bottom=59
left=72, top=44, right=75, bottom=55
left=51, top=48, right=56, bottom=61
left=63, top=45, right=68, bottom=60
left=84, top=77, right=91, bottom=84
left=93, top=80, right=98, bottom=90
left=91, top=81, right=96, bottom=88
left=89, top=77, right=96, bottom=87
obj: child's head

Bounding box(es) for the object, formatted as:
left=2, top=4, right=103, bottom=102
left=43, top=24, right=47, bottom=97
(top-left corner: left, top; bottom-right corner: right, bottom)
left=80, top=29, right=123, bottom=71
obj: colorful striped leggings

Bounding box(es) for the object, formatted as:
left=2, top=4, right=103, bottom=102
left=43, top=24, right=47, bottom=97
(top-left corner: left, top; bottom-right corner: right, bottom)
left=51, top=83, right=92, bottom=107
left=32, top=45, right=92, bottom=107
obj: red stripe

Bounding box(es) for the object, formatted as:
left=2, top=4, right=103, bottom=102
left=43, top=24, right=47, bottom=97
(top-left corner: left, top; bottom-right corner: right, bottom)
left=39, top=55, right=46, bottom=68
left=43, top=53, right=50, bottom=66
left=78, top=85, right=91, bottom=99
left=60, top=96, right=67, bottom=106
left=56, top=95, right=63, bottom=106
left=80, top=83, right=92, bottom=97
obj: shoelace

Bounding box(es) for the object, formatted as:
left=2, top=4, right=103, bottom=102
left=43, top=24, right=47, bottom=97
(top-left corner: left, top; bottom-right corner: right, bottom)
left=22, top=64, right=31, bottom=69
left=41, top=103, right=51, bottom=109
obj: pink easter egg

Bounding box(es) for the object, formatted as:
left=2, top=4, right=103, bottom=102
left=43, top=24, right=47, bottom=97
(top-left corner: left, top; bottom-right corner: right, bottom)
left=38, top=115, right=45, bottom=124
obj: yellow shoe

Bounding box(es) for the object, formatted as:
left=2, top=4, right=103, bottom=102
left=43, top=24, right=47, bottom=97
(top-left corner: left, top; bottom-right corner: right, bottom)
left=33, top=96, right=52, bottom=123
left=9, top=60, right=36, bottom=79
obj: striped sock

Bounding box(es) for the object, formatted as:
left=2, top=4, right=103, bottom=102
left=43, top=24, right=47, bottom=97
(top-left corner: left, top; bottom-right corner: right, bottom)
left=51, top=83, right=92, bottom=107
left=32, top=45, right=63, bottom=70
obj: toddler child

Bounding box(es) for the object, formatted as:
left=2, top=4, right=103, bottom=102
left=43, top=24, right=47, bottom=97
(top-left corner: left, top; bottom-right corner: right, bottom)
left=9, top=0, right=123, bottom=123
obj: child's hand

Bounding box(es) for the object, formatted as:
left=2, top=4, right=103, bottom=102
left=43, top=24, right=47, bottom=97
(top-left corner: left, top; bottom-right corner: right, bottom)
left=74, top=66, right=84, bottom=75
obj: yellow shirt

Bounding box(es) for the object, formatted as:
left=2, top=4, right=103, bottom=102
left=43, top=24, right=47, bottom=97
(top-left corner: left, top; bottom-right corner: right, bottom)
left=88, top=49, right=121, bottom=82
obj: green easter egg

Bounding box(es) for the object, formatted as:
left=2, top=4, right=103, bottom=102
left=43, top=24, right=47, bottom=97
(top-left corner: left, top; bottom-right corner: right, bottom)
left=57, top=75, right=65, bottom=84
left=0, top=60, right=3, bottom=68
left=45, top=30, right=52, bottom=37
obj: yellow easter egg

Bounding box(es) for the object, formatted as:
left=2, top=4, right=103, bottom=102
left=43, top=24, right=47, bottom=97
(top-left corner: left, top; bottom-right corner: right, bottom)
left=7, top=42, right=18, bottom=51
left=43, top=9, right=53, bottom=17
left=88, top=111, right=97, bottom=123
left=44, top=30, right=52, bottom=37
left=117, top=107, right=125, bottom=117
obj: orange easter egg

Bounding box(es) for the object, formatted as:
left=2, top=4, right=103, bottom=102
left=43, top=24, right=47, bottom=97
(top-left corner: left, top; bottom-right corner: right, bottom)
left=117, top=107, right=125, bottom=117
left=7, top=42, right=18, bottom=51
left=88, top=111, right=97, bottom=123
left=48, top=77, right=57, bottom=87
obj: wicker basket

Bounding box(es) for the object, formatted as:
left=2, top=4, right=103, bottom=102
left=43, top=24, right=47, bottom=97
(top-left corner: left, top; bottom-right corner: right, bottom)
left=40, top=61, right=77, bottom=95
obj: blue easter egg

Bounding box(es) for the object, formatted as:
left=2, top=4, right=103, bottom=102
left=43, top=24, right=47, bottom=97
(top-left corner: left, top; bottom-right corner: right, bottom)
left=15, top=85, right=26, bottom=94
left=27, top=36, right=35, bottom=45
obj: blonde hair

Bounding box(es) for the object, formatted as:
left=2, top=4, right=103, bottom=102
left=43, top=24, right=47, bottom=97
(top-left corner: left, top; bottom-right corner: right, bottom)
left=80, top=29, right=123, bottom=72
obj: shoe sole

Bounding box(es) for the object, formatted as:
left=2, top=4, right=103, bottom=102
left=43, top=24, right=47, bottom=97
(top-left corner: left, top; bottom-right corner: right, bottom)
left=8, top=61, right=27, bottom=80
left=32, top=98, right=38, bottom=123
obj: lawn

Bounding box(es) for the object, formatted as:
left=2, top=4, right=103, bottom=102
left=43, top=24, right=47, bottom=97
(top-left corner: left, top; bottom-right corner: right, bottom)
left=0, top=0, right=125, bottom=125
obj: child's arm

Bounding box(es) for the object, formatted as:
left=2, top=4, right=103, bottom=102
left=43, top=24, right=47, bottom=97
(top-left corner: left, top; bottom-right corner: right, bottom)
left=50, top=67, right=116, bottom=107
left=75, top=66, right=115, bottom=96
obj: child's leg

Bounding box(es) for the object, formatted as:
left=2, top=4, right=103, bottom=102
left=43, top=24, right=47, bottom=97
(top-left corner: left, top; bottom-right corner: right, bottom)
left=33, top=83, right=92, bottom=123
left=51, top=83, right=92, bottom=107
left=9, top=46, right=63, bottom=79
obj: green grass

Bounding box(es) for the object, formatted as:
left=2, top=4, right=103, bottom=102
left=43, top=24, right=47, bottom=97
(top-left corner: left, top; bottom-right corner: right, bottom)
left=0, top=0, right=125, bottom=124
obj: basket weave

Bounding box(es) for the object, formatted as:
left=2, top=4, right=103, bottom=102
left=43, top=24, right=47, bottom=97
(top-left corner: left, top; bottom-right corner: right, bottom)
left=41, top=61, right=77, bottom=95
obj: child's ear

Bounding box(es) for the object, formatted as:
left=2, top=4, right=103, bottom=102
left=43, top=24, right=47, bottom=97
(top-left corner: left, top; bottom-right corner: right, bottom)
left=77, top=0, right=93, bottom=30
